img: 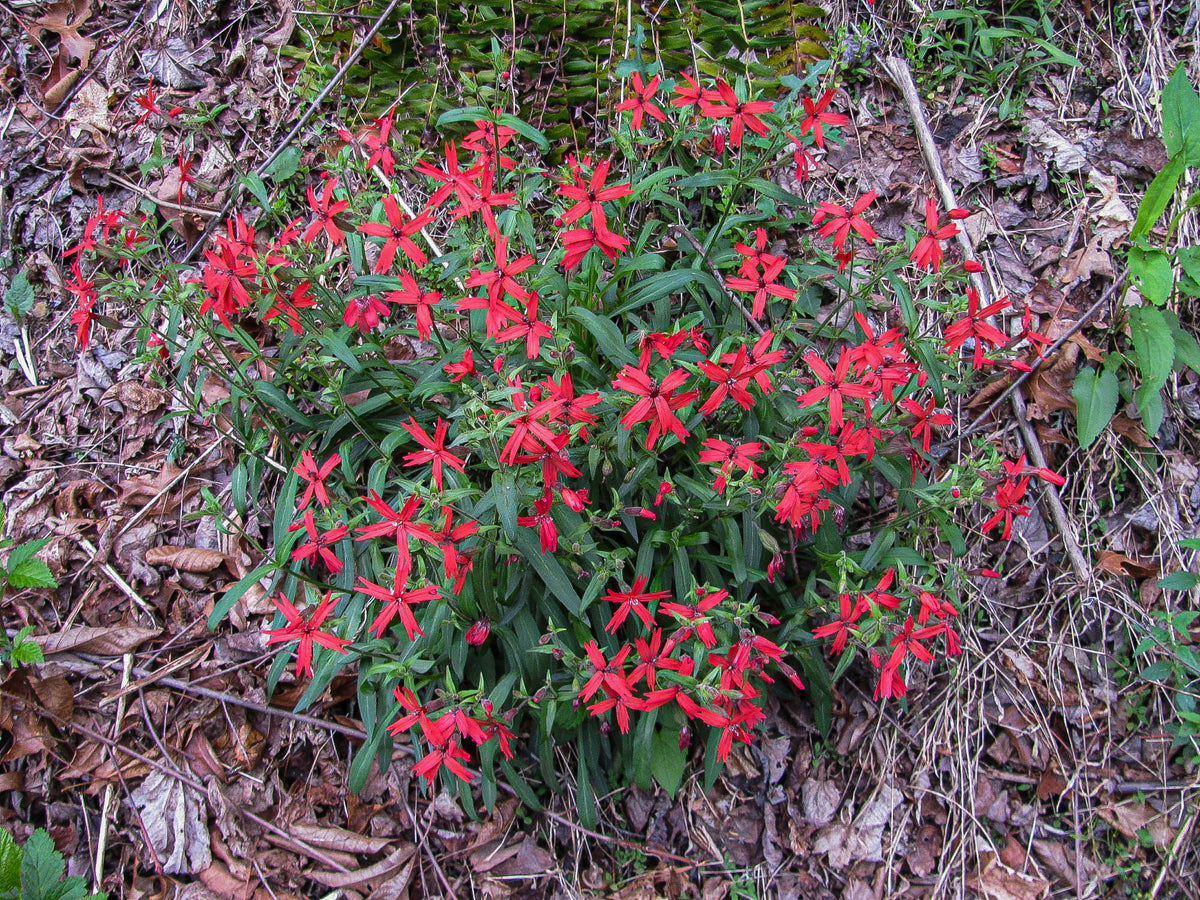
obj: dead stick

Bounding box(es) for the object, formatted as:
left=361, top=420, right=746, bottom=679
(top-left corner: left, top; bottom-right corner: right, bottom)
left=882, top=56, right=1091, bottom=585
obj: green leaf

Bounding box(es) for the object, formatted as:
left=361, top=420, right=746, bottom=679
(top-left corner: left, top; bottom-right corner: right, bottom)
left=20, top=830, right=64, bottom=900
left=263, top=146, right=302, bottom=181
left=1162, top=309, right=1200, bottom=374
left=1157, top=571, right=1200, bottom=591
left=1140, top=660, right=1173, bottom=681
left=1072, top=365, right=1118, bottom=448
left=1130, top=156, right=1184, bottom=241
left=209, top=563, right=275, bottom=630
left=568, top=307, right=635, bottom=366
left=513, top=529, right=581, bottom=616
left=1161, top=66, right=1200, bottom=161
left=0, top=829, right=21, bottom=894
left=1128, top=247, right=1174, bottom=307
left=4, top=539, right=55, bottom=590
left=10, top=640, right=44, bottom=665
left=1135, top=382, right=1165, bottom=436
left=4, top=273, right=34, bottom=318
left=241, top=174, right=271, bottom=210
left=1128, top=306, right=1175, bottom=387
left=650, top=727, right=688, bottom=798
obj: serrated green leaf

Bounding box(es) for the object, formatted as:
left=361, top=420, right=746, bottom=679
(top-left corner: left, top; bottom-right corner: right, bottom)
left=11, top=641, right=44, bottom=665
left=0, top=829, right=20, bottom=894
left=6, top=558, right=55, bottom=589
left=1140, top=659, right=1173, bottom=681
left=4, top=273, right=34, bottom=318
left=1072, top=366, right=1118, bottom=448
left=1158, top=571, right=1200, bottom=590
left=20, top=830, right=64, bottom=900
left=1135, top=382, right=1165, bottom=436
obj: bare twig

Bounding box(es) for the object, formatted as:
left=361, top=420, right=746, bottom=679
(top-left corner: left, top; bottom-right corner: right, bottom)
left=93, top=654, right=132, bottom=892
left=77, top=538, right=157, bottom=618
left=881, top=55, right=1091, bottom=585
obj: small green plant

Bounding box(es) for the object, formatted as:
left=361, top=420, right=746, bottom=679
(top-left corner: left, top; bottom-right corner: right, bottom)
left=0, top=535, right=55, bottom=669
left=1136, top=538, right=1200, bottom=762
left=0, top=828, right=107, bottom=900
left=907, top=1, right=1080, bottom=120
left=1079, top=66, right=1200, bottom=446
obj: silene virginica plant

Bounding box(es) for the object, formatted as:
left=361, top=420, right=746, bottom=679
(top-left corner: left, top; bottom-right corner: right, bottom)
left=63, top=50, right=1065, bottom=817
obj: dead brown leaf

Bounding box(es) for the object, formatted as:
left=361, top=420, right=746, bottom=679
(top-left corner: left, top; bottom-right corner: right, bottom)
left=1095, top=550, right=1159, bottom=580
left=1097, top=800, right=1179, bottom=850
left=32, top=0, right=97, bottom=68
left=308, top=843, right=416, bottom=888
left=36, top=625, right=160, bottom=656
left=100, top=381, right=169, bottom=415
left=968, top=851, right=1051, bottom=900
left=145, top=545, right=230, bottom=573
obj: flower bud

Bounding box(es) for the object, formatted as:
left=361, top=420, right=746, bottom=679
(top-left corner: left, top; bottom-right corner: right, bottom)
left=464, top=619, right=491, bottom=646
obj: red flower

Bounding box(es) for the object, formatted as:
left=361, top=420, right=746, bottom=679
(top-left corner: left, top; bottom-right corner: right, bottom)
left=264, top=591, right=351, bottom=678
left=557, top=159, right=632, bottom=226
left=660, top=589, right=727, bottom=648
left=411, top=716, right=475, bottom=784
left=288, top=511, right=349, bottom=573
left=943, top=288, right=1010, bottom=369
left=616, top=72, right=668, bottom=131
left=579, top=641, right=636, bottom=701
left=293, top=450, right=340, bottom=509
left=560, top=222, right=630, bottom=269
left=518, top=495, right=558, bottom=553
left=697, top=345, right=759, bottom=415
left=359, top=195, right=431, bottom=272
left=812, top=192, right=878, bottom=251
left=698, top=438, right=764, bottom=494
left=812, top=591, right=861, bottom=654
left=384, top=271, right=441, bottom=341
left=796, top=349, right=875, bottom=431
left=900, top=397, right=953, bottom=454
left=133, top=79, right=183, bottom=125
left=799, top=90, right=850, bottom=149
left=66, top=263, right=97, bottom=350
left=443, top=349, right=475, bottom=383
left=399, top=416, right=467, bottom=492
left=199, top=238, right=256, bottom=329
left=343, top=295, right=391, bottom=332
left=303, top=175, right=349, bottom=247
left=416, top=141, right=483, bottom=216
left=495, top=291, right=553, bottom=359
left=910, top=198, right=964, bottom=272
left=604, top=576, right=671, bottom=633
left=724, top=256, right=797, bottom=320
left=263, top=281, right=317, bottom=335
left=671, top=71, right=706, bottom=112
left=357, top=569, right=442, bottom=640
left=699, top=80, right=774, bottom=148
left=611, top=365, right=699, bottom=450
left=355, top=491, right=437, bottom=579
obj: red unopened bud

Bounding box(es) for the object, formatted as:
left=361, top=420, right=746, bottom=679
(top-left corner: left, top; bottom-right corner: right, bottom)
left=464, top=619, right=491, bottom=646
left=963, top=260, right=984, bottom=273
left=679, top=725, right=691, bottom=750
left=951, top=488, right=961, bottom=498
